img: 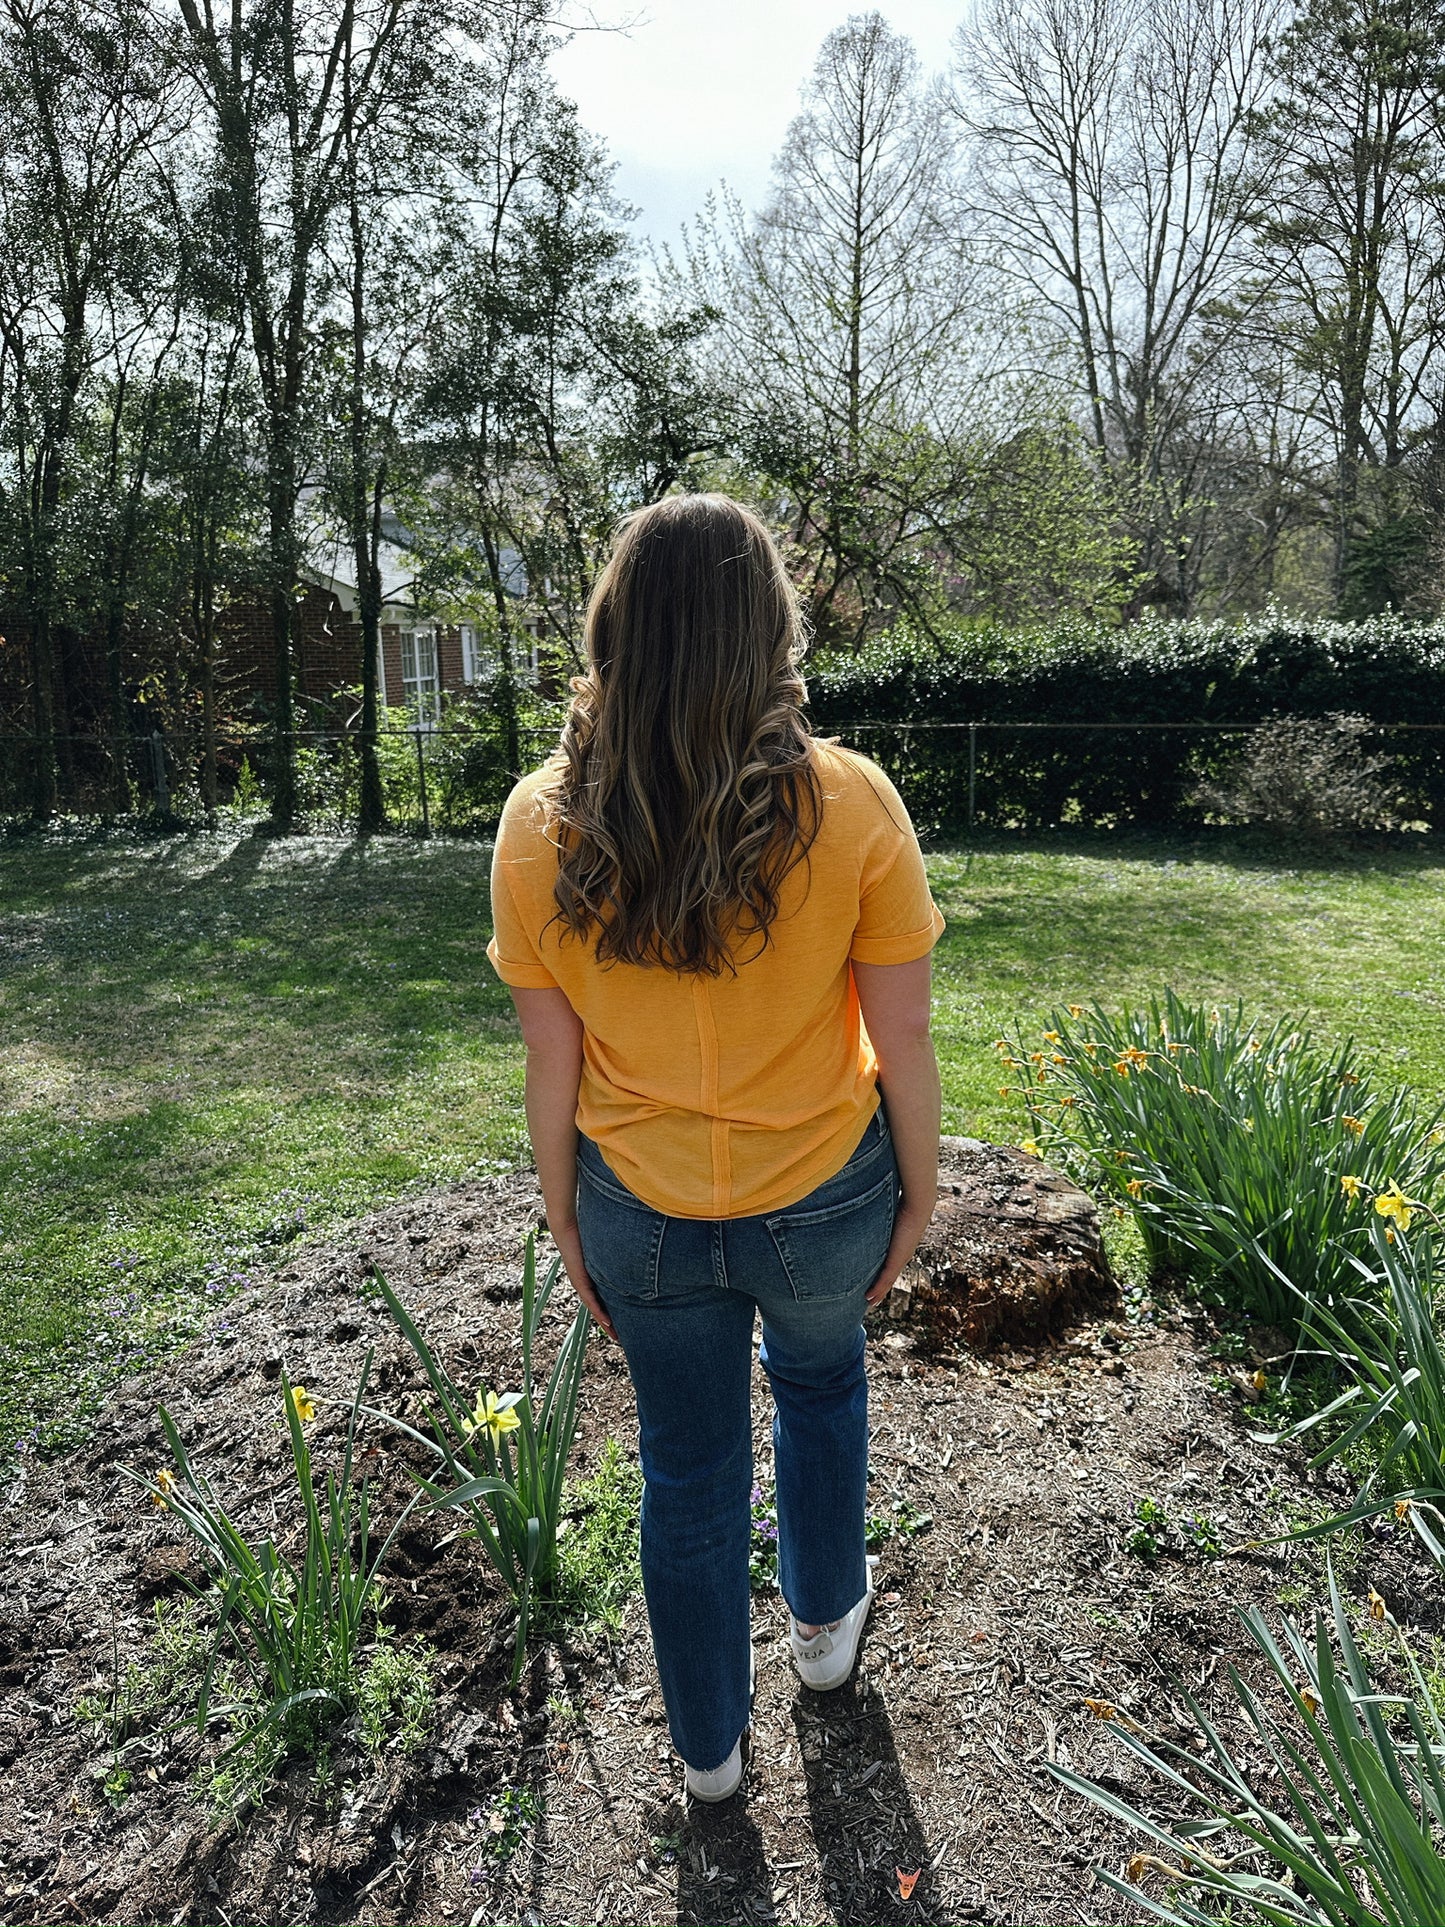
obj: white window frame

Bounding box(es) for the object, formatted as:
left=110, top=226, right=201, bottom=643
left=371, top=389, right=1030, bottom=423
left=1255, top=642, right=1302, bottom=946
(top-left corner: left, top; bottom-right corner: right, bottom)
left=400, top=625, right=441, bottom=726
left=460, top=622, right=479, bottom=685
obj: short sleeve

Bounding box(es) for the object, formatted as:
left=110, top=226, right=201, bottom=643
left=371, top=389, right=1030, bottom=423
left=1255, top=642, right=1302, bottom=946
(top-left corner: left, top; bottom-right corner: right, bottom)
left=487, top=782, right=561, bottom=989
left=847, top=764, right=946, bottom=966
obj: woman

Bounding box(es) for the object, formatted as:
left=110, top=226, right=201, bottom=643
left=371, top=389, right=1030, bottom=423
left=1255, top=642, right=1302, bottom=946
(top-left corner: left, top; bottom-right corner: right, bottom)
left=487, top=494, right=943, bottom=1802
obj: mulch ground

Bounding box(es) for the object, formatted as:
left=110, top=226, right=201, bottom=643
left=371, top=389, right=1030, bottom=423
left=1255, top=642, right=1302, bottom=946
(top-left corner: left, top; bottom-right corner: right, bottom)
left=0, top=1172, right=1432, bottom=1927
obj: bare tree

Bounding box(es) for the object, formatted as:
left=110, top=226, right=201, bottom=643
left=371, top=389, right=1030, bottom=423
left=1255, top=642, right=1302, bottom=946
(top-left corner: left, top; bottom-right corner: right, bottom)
left=954, top=0, right=1284, bottom=611
left=686, top=11, right=991, bottom=642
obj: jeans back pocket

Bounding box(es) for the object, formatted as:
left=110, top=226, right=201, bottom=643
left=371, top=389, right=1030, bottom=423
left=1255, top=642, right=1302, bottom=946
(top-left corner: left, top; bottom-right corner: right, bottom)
left=764, top=1168, right=896, bottom=1302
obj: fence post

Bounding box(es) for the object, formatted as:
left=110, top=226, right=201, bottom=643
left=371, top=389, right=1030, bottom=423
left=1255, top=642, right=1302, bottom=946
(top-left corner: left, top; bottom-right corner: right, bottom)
left=967, top=722, right=977, bottom=830
left=413, top=724, right=430, bottom=837
left=150, top=729, right=169, bottom=816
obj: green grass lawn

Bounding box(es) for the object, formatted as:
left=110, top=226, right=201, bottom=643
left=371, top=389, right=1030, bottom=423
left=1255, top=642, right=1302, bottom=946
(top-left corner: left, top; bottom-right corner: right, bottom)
left=2, top=825, right=1443, bottom=1460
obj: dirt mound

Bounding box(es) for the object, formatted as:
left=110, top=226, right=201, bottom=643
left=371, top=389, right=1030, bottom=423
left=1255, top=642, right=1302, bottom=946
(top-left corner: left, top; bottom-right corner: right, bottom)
left=0, top=1169, right=1425, bottom=1925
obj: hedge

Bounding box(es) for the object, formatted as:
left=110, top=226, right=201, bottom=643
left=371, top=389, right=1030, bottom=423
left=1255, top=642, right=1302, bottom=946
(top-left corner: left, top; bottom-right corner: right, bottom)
left=804, top=612, right=1445, bottom=831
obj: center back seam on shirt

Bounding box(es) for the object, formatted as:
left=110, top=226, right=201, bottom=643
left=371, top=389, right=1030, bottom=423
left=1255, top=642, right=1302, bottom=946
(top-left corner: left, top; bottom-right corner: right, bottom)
left=691, top=977, right=730, bottom=1214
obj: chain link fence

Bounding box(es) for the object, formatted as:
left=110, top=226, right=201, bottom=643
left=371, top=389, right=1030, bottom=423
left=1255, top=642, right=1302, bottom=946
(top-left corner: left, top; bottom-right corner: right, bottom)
left=2, top=716, right=1442, bottom=834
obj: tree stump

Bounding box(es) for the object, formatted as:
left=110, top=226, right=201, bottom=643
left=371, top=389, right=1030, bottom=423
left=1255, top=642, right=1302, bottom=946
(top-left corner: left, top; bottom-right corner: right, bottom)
left=887, top=1136, right=1114, bottom=1351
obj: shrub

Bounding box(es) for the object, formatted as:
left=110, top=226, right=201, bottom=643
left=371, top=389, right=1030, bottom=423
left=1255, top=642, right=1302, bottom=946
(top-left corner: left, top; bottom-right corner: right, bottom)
left=369, top=1232, right=590, bottom=1683
left=1196, top=714, right=1402, bottom=835
left=807, top=611, right=1445, bottom=829
left=1007, top=992, right=1445, bottom=1324
left=1054, top=1576, right=1445, bottom=1926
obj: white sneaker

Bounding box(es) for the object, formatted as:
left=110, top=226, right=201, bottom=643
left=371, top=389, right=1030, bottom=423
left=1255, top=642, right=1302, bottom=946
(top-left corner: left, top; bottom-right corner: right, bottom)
left=789, top=1558, right=877, bottom=1691
left=685, top=1737, right=745, bottom=1803
left=682, top=1647, right=755, bottom=1802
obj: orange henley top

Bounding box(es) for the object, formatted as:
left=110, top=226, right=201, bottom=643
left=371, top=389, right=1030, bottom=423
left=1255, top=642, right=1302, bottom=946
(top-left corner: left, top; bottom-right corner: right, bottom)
left=486, top=741, right=944, bottom=1220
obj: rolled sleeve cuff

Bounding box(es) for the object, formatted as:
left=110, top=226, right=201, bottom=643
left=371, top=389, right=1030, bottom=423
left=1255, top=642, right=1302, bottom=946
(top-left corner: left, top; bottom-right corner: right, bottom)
left=849, top=904, right=946, bottom=966
left=486, top=935, right=559, bottom=989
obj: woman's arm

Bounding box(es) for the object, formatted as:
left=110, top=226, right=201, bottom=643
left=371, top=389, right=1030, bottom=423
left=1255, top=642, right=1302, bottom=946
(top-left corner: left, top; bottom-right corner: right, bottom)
left=852, top=954, right=940, bottom=1306
left=508, top=985, right=615, bottom=1337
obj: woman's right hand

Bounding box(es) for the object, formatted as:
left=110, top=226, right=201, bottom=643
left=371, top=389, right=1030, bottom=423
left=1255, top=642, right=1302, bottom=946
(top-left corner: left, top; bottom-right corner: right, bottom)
left=865, top=1194, right=935, bottom=1307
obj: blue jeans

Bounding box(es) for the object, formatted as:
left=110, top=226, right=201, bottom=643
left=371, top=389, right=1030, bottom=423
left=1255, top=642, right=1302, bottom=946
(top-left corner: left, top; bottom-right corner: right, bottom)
left=576, top=1108, right=898, bottom=1771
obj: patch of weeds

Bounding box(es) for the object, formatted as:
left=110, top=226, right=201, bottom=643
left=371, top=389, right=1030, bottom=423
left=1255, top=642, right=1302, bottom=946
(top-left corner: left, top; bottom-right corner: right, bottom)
left=1127, top=1495, right=1170, bottom=1562
left=1184, top=1513, right=1222, bottom=1560
left=552, top=1437, right=643, bottom=1630
left=544, top=1693, right=582, bottom=1728
left=1124, top=1497, right=1226, bottom=1563
left=649, top=1828, right=684, bottom=1867
left=1275, top=1579, right=1312, bottom=1610
left=867, top=1496, right=933, bottom=1549
left=355, top=1633, right=435, bottom=1755
left=749, top=1482, right=780, bottom=1590
left=1100, top=1209, right=1152, bottom=1307
left=482, top=1785, right=540, bottom=1862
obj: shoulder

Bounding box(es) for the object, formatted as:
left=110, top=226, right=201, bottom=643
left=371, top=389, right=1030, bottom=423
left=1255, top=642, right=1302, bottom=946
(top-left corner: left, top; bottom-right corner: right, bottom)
left=495, top=763, right=562, bottom=858
left=810, top=739, right=911, bottom=839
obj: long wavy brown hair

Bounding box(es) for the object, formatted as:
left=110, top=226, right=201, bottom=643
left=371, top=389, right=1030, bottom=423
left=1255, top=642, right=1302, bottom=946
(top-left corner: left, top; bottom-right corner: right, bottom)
left=544, top=494, right=823, bottom=974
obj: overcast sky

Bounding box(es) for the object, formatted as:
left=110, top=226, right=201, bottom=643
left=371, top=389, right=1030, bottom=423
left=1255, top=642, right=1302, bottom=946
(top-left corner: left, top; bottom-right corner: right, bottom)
left=550, top=2, right=964, bottom=247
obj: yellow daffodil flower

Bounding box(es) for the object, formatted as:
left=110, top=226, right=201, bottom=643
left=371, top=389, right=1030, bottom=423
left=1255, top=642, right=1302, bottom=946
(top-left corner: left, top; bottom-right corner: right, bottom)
left=1059, top=1094, right=1077, bottom=1108
left=1367, top=1586, right=1387, bottom=1621
left=1068, top=1004, right=1083, bottom=1018
left=1341, top=1115, right=1364, bottom=1137
left=288, top=1385, right=318, bottom=1423
left=1043, top=1030, right=1061, bottom=1044
left=1113, top=1059, right=1132, bottom=1078
left=1029, top=1051, right=1046, bottom=1065
left=1125, top=1178, right=1145, bottom=1198
left=1395, top=1498, right=1412, bottom=1520
left=1374, top=1182, right=1416, bottom=1232
left=1428, top=1129, right=1444, bottom=1147
left=151, top=1467, right=177, bottom=1508
left=1251, top=1369, right=1267, bottom=1393
left=1300, top=1686, right=1321, bottom=1717
left=463, top=1389, right=522, bottom=1444
left=1340, top=1174, right=1362, bottom=1200
left=998, top=1085, right=1011, bottom=1099
left=1019, top=1138, right=1042, bottom=1158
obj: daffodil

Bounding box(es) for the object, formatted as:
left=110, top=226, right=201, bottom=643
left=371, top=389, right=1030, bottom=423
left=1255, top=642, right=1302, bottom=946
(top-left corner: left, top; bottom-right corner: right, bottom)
left=463, top=1389, right=522, bottom=1445
left=1341, top=1115, right=1364, bottom=1137
left=1067, top=1003, right=1083, bottom=1018
left=1395, top=1498, right=1412, bottom=1521
left=1042, top=1030, right=1061, bottom=1044
left=1367, top=1586, right=1387, bottom=1621
left=1251, top=1369, right=1267, bottom=1393
left=1429, top=1129, right=1445, bottom=1147
left=151, top=1466, right=177, bottom=1508
left=1300, top=1686, right=1321, bottom=1717
left=998, top=1085, right=1011, bottom=1099
left=1113, top=1059, right=1132, bottom=1078
left=1019, top=1138, right=1042, bottom=1159
left=1125, top=1178, right=1146, bottom=1198
left=1059, top=1094, right=1077, bottom=1109
left=288, top=1384, right=318, bottom=1423
left=1374, top=1182, right=1417, bottom=1232
left=1340, top=1173, right=1362, bottom=1200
